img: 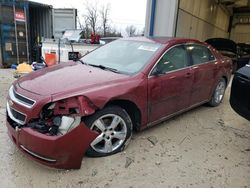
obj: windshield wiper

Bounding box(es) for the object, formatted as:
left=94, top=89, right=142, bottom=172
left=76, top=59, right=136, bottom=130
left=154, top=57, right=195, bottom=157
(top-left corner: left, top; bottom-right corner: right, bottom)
left=77, top=59, right=88, bottom=65
left=88, top=64, right=120, bottom=73
left=78, top=60, right=121, bottom=74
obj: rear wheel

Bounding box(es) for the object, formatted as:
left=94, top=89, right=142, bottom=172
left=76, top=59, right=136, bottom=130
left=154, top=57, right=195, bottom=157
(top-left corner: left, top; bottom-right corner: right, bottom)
left=84, top=106, right=132, bottom=157
left=208, top=78, right=226, bottom=107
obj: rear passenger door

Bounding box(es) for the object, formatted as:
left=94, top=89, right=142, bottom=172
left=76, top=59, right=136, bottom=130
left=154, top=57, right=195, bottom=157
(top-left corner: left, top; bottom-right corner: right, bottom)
left=187, top=44, right=219, bottom=105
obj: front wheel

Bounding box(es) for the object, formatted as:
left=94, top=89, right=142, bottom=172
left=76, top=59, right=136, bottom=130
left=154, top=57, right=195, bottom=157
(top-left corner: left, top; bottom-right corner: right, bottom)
left=208, top=78, right=226, bottom=107
left=84, top=106, right=132, bottom=157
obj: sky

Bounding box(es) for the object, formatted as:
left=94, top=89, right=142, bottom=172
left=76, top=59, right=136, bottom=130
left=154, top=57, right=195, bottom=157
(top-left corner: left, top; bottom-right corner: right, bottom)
left=31, top=0, right=147, bottom=36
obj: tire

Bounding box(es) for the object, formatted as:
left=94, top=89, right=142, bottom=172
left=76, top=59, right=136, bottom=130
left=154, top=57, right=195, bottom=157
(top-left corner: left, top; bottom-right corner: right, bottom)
left=84, top=105, right=133, bottom=157
left=208, top=78, right=226, bottom=107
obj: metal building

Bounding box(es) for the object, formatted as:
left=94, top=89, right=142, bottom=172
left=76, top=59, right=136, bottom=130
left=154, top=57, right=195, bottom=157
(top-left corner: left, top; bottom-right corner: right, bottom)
left=145, top=0, right=250, bottom=43
left=0, top=0, right=77, bottom=68
left=53, top=9, right=77, bottom=39
left=0, top=0, right=53, bottom=67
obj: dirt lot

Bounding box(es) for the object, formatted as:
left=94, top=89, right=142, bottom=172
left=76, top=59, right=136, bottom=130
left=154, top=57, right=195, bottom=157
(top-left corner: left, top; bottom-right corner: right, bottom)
left=0, top=69, right=249, bottom=188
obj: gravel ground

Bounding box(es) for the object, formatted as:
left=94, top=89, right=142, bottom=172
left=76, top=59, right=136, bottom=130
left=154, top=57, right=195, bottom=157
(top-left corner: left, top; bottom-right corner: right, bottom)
left=0, top=69, right=249, bottom=188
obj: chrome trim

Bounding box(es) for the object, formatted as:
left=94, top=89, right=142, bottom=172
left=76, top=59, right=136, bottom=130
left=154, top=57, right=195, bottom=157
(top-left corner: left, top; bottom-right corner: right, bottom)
left=148, top=43, right=217, bottom=78
left=6, top=101, right=26, bottom=125
left=246, top=64, right=250, bottom=67
left=20, top=145, right=56, bottom=163
left=9, top=85, right=36, bottom=109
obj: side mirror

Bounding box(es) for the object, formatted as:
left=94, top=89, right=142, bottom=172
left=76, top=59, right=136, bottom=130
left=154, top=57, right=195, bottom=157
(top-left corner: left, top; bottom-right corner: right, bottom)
left=151, top=66, right=164, bottom=76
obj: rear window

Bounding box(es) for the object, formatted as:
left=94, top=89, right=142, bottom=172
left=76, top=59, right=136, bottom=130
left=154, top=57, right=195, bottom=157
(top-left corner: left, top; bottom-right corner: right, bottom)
left=187, top=45, right=215, bottom=65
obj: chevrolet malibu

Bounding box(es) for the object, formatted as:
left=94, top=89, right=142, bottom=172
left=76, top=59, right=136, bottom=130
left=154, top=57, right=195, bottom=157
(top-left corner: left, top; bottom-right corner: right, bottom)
left=6, top=37, right=232, bottom=169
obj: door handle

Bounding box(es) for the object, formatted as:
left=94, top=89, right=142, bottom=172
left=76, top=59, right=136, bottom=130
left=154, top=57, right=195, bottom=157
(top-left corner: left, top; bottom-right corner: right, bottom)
left=185, top=72, right=192, bottom=78
left=169, top=76, right=176, bottom=79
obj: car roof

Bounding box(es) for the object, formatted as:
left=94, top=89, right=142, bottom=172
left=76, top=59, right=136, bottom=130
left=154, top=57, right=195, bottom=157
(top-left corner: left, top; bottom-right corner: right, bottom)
left=120, top=36, right=201, bottom=45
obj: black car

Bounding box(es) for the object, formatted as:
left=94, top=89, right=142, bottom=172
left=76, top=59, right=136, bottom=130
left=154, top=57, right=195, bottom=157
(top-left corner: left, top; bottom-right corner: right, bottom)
left=205, top=38, right=250, bottom=72
left=230, top=64, right=250, bottom=121
left=237, top=43, right=250, bottom=68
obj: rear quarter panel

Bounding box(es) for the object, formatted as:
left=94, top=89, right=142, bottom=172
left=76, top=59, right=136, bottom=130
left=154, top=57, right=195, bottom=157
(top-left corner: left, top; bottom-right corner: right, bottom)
left=215, top=50, right=233, bottom=84
left=209, top=48, right=232, bottom=98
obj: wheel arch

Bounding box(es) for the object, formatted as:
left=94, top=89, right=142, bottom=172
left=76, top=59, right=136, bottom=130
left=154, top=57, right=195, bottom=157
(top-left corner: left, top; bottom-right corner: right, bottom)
left=105, top=99, right=141, bottom=131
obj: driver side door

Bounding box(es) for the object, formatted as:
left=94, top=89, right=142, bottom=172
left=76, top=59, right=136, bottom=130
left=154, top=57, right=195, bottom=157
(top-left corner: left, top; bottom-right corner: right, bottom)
left=148, top=44, right=194, bottom=123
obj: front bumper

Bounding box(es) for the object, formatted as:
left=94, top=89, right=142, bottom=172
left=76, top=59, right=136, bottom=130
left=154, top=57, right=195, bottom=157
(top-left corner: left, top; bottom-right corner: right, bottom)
left=6, top=119, right=98, bottom=169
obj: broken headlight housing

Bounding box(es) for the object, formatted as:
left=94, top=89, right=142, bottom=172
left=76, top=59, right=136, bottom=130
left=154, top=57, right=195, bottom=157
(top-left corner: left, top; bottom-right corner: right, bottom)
left=32, top=96, right=96, bottom=136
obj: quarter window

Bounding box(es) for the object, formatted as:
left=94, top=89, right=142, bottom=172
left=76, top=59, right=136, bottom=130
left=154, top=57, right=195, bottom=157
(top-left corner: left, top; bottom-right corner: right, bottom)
left=154, top=45, right=188, bottom=73
left=188, top=45, right=215, bottom=65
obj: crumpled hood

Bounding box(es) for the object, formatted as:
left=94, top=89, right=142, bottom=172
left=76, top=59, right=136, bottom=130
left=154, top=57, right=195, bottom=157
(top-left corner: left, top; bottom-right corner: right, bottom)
left=18, top=62, right=129, bottom=96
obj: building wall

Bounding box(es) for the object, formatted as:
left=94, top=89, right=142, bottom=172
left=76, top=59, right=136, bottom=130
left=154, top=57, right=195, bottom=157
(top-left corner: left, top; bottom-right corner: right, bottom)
left=230, top=13, right=250, bottom=43
left=145, top=0, right=230, bottom=40
left=231, top=25, right=250, bottom=42
left=144, top=0, right=179, bottom=37
left=176, top=0, right=230, bottom=41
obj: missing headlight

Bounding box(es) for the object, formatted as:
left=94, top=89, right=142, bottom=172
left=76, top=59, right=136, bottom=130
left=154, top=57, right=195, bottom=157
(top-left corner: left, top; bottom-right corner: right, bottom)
left=28, top=115, right=81, bottom=136
left=40, top=103, right=55, bottom=120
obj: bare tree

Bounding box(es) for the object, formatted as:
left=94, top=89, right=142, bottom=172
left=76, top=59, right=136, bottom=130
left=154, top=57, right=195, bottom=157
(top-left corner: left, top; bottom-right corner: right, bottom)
left=77, top=15, right=84, bottom=30
left=83, top=15, right=91, bottom=39
left=84, top=1, right=98, bottom=34
left=106, top=27, right=122, bottom=37
left=100, top=3, right=110, bottom=37
left=125, top=25, right=137, bottom=37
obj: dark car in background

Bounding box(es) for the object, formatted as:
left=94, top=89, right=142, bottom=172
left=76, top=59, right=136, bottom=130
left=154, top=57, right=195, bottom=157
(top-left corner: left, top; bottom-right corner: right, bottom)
left=230, top=64, right=250, bottom=121
left=205, top=38, right=250, bottom=72
left=237, top=43, right=250, bottom=68
left=6, top=37, right=232, bottom=169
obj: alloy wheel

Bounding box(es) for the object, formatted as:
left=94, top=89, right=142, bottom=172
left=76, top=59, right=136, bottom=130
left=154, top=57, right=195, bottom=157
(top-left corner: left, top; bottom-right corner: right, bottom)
left=90, top=114, right=127, bottom=154
left=214, top=80, right=226, bottom=104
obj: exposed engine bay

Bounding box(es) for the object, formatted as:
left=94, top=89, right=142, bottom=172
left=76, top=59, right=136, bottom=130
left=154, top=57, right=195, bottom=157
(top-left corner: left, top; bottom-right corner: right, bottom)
left=28, top=115, right=81, bottom=136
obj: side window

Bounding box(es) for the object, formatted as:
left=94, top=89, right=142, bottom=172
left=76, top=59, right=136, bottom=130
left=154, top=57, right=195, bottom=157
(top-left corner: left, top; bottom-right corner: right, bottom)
left=155, top=45, right=188, bottom=73
left=188, top=45, right=215, bottom=65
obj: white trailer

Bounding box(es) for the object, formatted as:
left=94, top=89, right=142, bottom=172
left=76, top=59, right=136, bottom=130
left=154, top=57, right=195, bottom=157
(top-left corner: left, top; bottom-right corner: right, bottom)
left=41, top=39, right=99, bottom=63
left=41, top=30, right=100, bottom=63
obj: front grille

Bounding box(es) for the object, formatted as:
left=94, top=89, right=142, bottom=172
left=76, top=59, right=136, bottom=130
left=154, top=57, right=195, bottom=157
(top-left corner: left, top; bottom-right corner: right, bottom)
left=7, top=112, right=19, bottom=129
left=10, top=108, right=26, bottom=122
left=13, top=90, right=35, bottom=106
left=9, top=85, right=36, bottom=108
left=6, top=102, right=26, bottom=125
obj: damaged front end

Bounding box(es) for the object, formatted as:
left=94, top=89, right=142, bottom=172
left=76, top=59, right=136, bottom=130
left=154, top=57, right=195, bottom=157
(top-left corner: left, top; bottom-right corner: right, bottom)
left=29, top=96, right=96, bottom=136
left=6, top=92, right=99, bottom=169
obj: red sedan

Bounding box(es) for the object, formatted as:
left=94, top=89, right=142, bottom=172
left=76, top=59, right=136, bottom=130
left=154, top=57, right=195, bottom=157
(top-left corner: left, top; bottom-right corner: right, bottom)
left=6, top=37, right=232, bottom=169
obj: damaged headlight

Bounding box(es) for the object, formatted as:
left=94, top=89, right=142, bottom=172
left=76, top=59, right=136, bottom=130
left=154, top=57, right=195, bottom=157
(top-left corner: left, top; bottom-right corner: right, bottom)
left=33, top=96, right=96, bottom=136
left=29, top=115, right=81, bottom=136
left=40, top=103, right=55, bottom=119
left=57, top=116, right=81, bottom=135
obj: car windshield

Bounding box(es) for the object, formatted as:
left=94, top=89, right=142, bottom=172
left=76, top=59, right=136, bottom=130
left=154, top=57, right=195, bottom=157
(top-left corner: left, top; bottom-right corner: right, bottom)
left=81, top=40, right=163, bottom=74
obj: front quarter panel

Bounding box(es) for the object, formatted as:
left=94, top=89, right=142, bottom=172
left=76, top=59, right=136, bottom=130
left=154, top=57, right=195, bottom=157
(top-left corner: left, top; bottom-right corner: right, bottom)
left=52, top=74, right=149, bottom=128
